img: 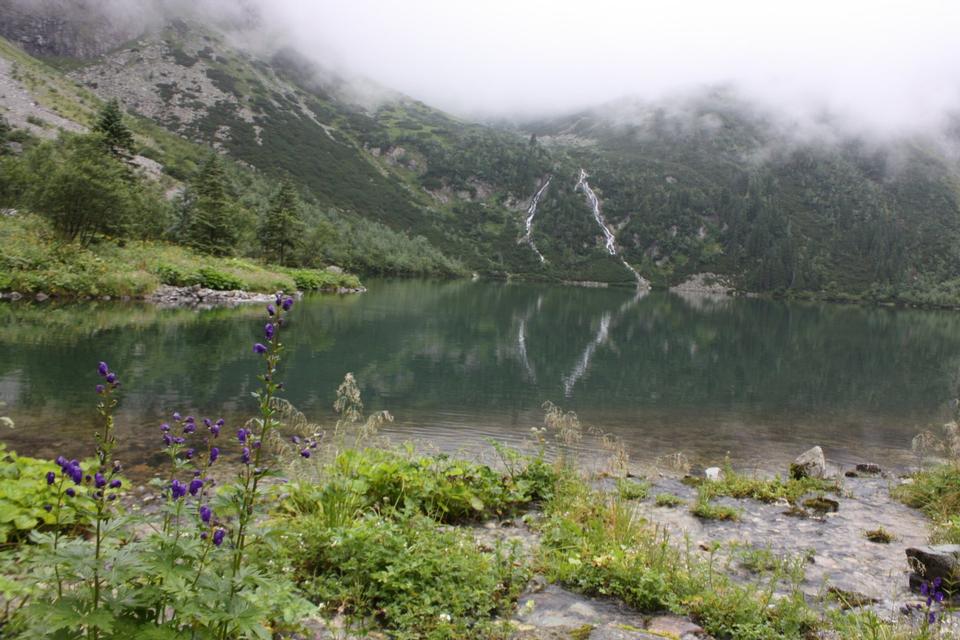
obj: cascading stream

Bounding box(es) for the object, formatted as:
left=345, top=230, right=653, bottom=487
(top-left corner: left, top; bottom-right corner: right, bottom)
left=575, top=169, right=649, bottom=288
left=523, top=177, right=551, bottom=263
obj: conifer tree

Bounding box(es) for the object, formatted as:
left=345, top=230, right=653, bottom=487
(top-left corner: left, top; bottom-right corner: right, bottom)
left=185, top=155, right=237, bottom=255
left=92, top=99, right=135, bottom=162
left=259, top=178, right=303, bottom=265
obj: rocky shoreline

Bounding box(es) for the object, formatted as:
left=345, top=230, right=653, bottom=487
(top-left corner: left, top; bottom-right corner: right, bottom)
left=0, top=283, right=367, bottom=307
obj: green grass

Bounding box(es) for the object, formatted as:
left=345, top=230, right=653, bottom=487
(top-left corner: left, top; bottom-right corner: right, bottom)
left=616, top=478, right=650, bottom=501
left=0, top=213, right=359, bottom=297
left=893, top=464, right=960, bottom=543
left=693, top=462, right=840, bottom=504
left=654, top=493, right=685, bottom=508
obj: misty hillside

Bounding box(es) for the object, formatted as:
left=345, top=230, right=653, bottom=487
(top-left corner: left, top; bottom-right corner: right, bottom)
left=3, top=4, right=960, bottom=303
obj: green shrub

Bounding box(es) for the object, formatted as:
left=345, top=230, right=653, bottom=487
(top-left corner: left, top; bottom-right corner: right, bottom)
left=0, top=445, right=96, bottom=543
left=193, top=266, right=243, bottom=290
left=289, top=514, right=527, bottom=638
left=616, top=478, right=650, bottom=501
left=155, top=262, right=192, bottom=286
left=654, top=493, right=685, bottom=508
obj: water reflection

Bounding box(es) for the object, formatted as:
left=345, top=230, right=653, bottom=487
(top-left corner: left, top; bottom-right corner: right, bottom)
left=2, top=280, right=960, bottom=472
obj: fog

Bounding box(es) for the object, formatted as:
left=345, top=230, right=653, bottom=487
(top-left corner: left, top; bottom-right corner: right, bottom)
left=253, top=0, right=960, bottom=133
left=12, top=0, right=960, bottom=133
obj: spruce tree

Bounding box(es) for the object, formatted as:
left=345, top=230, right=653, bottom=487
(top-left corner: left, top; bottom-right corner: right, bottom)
left=259, top=178, right=302, bottom=265
left=185, top=155, right=237, bottom=256
left=93, top=99, right=135, bottom=162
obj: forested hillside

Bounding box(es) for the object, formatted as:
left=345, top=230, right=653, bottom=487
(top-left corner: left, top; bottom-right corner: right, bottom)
left=3, top=5, right=960, bottom=304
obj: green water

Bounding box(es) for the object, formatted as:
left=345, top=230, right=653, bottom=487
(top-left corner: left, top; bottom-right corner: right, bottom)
left=2, top=279, right=960, bottom=473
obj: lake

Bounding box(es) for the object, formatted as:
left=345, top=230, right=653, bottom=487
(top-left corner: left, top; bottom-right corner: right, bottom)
left=2, top=279, right=959, bottom=475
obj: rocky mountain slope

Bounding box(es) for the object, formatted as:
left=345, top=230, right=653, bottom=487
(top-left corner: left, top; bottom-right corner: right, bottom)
left=3, top=5, right=960, bottom=301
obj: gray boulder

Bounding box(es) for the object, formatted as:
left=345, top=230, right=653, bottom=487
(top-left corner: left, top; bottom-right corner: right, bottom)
left=790, top=446, right=826, bottom=479
left=906, top=545, right=960, bottom=588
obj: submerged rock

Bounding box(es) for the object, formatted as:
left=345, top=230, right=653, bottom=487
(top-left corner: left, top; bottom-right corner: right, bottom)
left=790, top=446, right=826, bottom=479
left=855, top=463, right=883, bottom=475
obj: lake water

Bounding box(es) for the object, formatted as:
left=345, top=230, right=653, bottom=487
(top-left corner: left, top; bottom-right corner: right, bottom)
left=2, top=279, right=960, bottom=475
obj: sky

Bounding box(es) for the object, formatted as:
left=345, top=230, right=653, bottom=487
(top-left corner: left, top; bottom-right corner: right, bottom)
left=256, top=0, right=960, bottom=131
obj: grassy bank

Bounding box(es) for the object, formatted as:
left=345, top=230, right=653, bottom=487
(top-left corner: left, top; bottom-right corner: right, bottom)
left=0, top=213, right=360, bottom=297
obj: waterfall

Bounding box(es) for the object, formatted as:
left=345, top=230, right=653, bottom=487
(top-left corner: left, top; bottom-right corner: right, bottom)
left=575, top=169, right=649, bottom=288
left=522, top=177, right=551, bottom=263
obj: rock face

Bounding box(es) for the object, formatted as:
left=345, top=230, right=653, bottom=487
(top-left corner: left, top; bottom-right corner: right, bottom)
left=704, top=466, right=723, bottom=482
left=906, top=545, right=960, bottom=589
left=0, top=0, right=142, bottom=59
left=790, top=446, right=826, bottom=479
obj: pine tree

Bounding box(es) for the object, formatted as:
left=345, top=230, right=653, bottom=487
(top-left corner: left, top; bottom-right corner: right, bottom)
left=185, top=155, right=237, bottom=256
left=92, top=99, right=135, bottom=162
left=259, top=178, right=302, bottom=265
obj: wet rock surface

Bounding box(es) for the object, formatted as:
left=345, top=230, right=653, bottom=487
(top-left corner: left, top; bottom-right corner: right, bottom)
left=905, top=545, right=960, bottom=588
left=636, top=473, right=929, bottom=615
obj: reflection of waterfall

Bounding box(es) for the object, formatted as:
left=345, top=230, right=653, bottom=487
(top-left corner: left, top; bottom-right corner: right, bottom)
left=561, top=289, right=647, bottom=396
left=516, top=294, right=543, bottom=382
left=575, top=169, right=649, bottom=288
left=523, top=177, right=551, bottom=263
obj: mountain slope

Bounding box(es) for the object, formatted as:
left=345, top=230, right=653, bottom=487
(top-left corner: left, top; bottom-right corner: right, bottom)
left=4, top=8, right=960, bottom=303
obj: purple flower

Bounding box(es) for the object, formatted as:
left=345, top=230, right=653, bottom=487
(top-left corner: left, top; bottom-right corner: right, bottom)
left=160, top=423, right=171, bottom=432
left=184, top=448, right=195, bottom=459
left=183, top=422, right=196, bottom=434
left=162, top=433, right=173, bottom=446
left=209, top=423, right=221, bottom=437
left=213, top=528, right=226, bottom=546
left=105, top=373, right=117, bottom=384
left=267, top=304, right=276, bottom=316
left=189, top=478, right=203, bottom=496
left=173, top=436, right=185, bottom=445
left=300, top=448, right=311, bottom=459
left=282, top=297, right=294, bottom=311
left=43, top=504, right=52, bottom=512
left=264, top=323, right=275, bottom=340
left=46, top=471, right=56, bottom=485
left=65, top=488, right=76, bottom=497
left=241, top=447, right=251, bottom=464
left=94, top=473, right=106, bottom=489
left=109, top=479, right=121, bottom=489
left=68, top=464, right=83, bottom=485
left=203, top=418, right=211, bottom=428
left=253, top=343, right=267, bottom=354
left=921, top=582, right=929, bottom=597
left=215, top=418, right=224, bottom=427
left=95, top=384, right=105, bottom=394
left=173, top=412, right=182, bottom=422
left=97, top=362, right=109, bottom=377
left=170, top=479, right=187, bottom=500
left=200, top=504, right=212, bottom=524
left=929, top=612, right=936, bottom=624
left=291, top=435, right=301, bottom=444
left=209, top=447, right=220, bottom=463
left=55, top=456, right=67, bottom=468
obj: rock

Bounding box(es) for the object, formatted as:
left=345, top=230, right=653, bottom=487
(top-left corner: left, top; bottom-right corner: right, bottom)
left=645, top=615, right=706, bottom=638
left=325, top=265, right=344, bottom=275
left=802, top=496, right=839, bottom=514
left=845, top=470, right=859, bottom=478
left=855, top=463, right=882, bottom=475
left=906, top=545, right=960, bottom=588
left=704, top=467, right=723, bottom=482
left=790, top=446, right=826, bottom=479
left=9, top=291, right=22, bottom=300
left=34, top=292, right=49, bottom=301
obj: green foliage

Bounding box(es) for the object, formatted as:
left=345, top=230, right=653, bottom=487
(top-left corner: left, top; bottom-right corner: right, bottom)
left=183, top=155, right=239, bottom=256
left=192, top=266, right=243, bottom=290
left=690, top=490, right=741, bottom=521
left=284, top=268, right=361, bottom=291
left=654, top=493, right=685, bottom=508
left=258, top=179, right=303, bottom=266
left=616, top=478, right=650, bottom=501
left=286, top=513, right=526, bottom=638
left=16, top=133, right=137, bottom=243
left=92, top=99, right=135, bottom=162
left=537, top=474, right=819, bottom=639
left=893, top=464, right=960, bottom=543
left=0, top=445, right=95, bottom=543
left=284, top=447, right=557, bottom=524
left=693, top=462, right=840, bottom=504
